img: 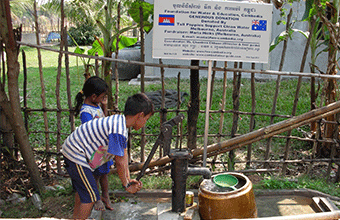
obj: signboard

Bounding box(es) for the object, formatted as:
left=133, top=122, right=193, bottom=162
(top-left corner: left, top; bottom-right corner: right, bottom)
left=153, top=0, right=273, bottom=63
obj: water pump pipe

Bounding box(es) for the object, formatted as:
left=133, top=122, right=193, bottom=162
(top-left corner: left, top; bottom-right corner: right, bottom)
left=169, top=149, right=211, bottom=213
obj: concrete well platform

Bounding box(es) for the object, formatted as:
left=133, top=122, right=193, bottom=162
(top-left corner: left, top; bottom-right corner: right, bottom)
left=89, top=189, right=340, bottom=220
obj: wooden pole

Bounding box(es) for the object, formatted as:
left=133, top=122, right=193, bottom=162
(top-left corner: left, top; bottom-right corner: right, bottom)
left=212, top=61, right=228, bottom=166
left=22, top=50, right=28, bottom=132
left=281, top=75, right=303, bottom=175
left=64, top=29, right=75, bottom=132
left=159, top=59, right=166, bottom=124
left=159, top=58, right=166, bottom=157
left=265, top=74, right=281, bottom=167
left=139, top=5, right=146, bottom=163
left=56, top=0, right=65, bottom=174
left=229, top=62, right=242, bottom=170
left=113, top=2, right=120, bottom=112
left=203, top=60, right=213, bottom=167
left=34, top=0, right=50, bottom=171
left=176, top=72, right=182, bottom=149
left=246, top=63, right=256, bottom=168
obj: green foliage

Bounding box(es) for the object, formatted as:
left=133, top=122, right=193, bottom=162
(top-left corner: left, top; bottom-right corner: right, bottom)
left=109, top=174, right=172, bottom=189
left=256, top=175, right=340, bottom=198
left=302, top=0, right=315, bottom=21
left=270, top=28, right=309, bottom=52
left=108, top=174, right=202, bottom=190
left=128, top=0, right=154, bottom=34
left=259, top=177, right=299, bottom=189
left=87, top=35, right=138, bottom=56
left=68, top=22, right=100, bottom=46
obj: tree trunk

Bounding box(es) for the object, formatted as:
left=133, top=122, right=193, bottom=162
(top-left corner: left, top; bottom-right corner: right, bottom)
left=0, top=0, right=44, bottom=193
left=316, top=0, right=339, bottom=158
left=187, top=60, right=200, bottom=150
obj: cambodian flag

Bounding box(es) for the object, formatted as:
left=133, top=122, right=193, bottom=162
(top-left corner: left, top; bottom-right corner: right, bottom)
left=159, top=14, right=175, bottom=26
left=252, top=20, right=267, bottom=31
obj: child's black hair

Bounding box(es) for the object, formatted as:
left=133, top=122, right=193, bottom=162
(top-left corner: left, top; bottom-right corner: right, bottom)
left=124, top=93, right=154, bottom=116
left=74, top=76, right=109, bottom=117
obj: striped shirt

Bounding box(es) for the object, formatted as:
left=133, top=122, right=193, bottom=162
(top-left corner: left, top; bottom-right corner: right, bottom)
left=61, top=114, right=128, bottom=170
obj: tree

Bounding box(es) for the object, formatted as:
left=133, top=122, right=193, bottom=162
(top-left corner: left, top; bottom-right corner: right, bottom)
left=65, top=0, right=152, bottom=109
left=315, top=0, right=340, bottom=157
left=0, top=0, right=44, bottom=193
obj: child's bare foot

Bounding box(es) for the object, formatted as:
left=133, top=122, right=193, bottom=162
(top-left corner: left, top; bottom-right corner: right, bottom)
left=101, top=197, right=114, bottom=210
left=93, top=200, right=105, bottom=211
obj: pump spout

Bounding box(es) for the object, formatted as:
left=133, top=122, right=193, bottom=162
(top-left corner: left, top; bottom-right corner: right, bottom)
left=187, top=167, right=211, bottom=179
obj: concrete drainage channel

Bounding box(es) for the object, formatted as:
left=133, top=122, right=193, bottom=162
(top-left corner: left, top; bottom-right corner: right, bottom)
left=89, top=189, right=340, bottom=220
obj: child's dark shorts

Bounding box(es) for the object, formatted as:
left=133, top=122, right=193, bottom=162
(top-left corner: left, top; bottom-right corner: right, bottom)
left=64, top=157, right=100, bottom=203
left=93, top=160, right=114, bottom=176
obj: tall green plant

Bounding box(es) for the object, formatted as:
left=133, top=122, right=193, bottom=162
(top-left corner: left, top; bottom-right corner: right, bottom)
left=269, top=6, right=309, bottom=53
left=68, top=0, right=153, bottom=109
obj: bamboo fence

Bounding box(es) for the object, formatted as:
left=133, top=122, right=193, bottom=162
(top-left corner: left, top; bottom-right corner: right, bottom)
left=1, top=40, right=340, bottom=183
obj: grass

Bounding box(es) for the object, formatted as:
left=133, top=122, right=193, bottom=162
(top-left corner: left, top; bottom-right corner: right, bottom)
left=255, top=175, right=340, bottom=198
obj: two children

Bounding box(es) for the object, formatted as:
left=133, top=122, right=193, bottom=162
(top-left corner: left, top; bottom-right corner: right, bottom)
left=62, top=77, right=154, bottom=219
left=74, top=76, right=112, bottom=211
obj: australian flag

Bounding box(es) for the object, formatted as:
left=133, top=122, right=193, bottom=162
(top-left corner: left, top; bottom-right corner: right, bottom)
left=251, top=20, right=267, bottom=31
left=159, top=14, right=175, bottom=26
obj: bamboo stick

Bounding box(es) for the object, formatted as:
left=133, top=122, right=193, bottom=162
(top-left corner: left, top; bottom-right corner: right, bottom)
left=326, top=112, right=339, bottom=179
left=282, top=75, right=303, bottom=175
left=64, top=29, right=75, bottom=132
left=265, top=74, right=281, bottom=167
left=56, top=3, right=65, bottom=174
left=218, top=62, right=228, bottom=144
left=246, top=63, right=256, bottom=168
left=108, top=102, right=340, bottom=174
left=95, top=53, right=99, bottom=77
left=160, top=59, right=166, bottom=124
left=16, top=42, right=340, bottom=80
left=160, top=58, right=166, bottom=157
left=234, top=158, right=340, bottom=164
left=229, top=62, right=242, bottom=170
left=205, top=107, right=340, bottom=159
left=34, top=0, right=50, bottom=171
left=22, top=50, right=28, bottom=131
left=209, top=60, right=217, bottom=109
left=113, top=2, right=120, bottom=112
left=176, top=72, right=183, bottom=149
left=1, top=41, right=4, bottom=84
left=212, top=61, right=228, bottom=166
left=278, top=9, right=294, bottom=175
left=139, top=5, right=146, bottom=163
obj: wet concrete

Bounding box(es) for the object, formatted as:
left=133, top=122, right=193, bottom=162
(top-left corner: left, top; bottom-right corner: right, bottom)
left=89, top=189, right=340, bottom=220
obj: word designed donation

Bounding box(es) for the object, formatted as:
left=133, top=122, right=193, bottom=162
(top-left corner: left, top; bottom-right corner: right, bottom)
left=153, top=0, right=273, bottom=63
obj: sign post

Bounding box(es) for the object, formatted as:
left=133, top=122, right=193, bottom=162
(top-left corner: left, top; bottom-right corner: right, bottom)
left=203, top=60, right=213, bottom=167
left=153, top=0, right=273, bottom=166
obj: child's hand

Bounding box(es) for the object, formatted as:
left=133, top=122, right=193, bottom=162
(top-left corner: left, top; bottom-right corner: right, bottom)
left=126, top=180, right=143, bottom=194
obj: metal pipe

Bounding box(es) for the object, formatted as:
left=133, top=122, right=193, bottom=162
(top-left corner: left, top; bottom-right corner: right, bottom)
left=187, top=167, right=211, bottom=179
left=170, top=150, right=189, bottom=213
